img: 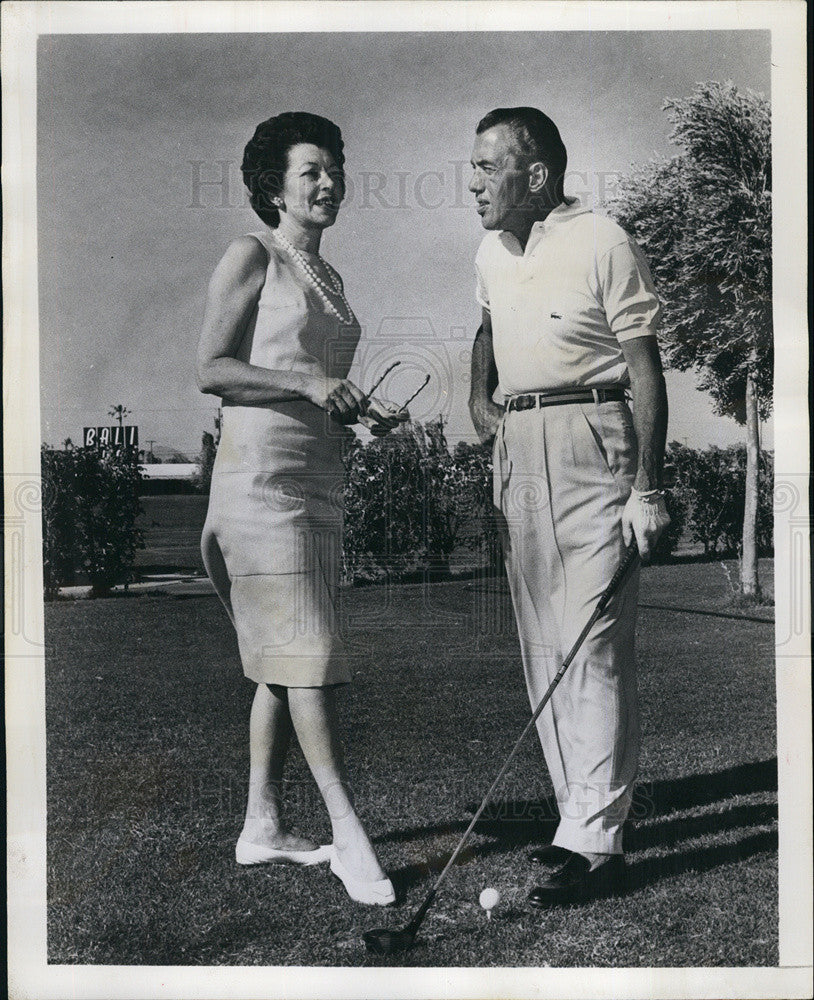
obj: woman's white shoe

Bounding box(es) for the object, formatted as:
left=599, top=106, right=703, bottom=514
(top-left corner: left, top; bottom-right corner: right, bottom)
left=236, top=838, right=332, bottom=866
left=329, top=847, right=396, bottom=906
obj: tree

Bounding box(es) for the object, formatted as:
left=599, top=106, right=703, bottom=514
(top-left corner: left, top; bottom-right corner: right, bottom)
left=109, top=404, right=131, bottom=427
left=608, top=82, right=771, bottom=598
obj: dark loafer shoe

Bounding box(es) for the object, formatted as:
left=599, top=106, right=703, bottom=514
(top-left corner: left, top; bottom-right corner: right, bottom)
left=527, top=853, right=626, bottom=908
left=528, top=844, right=574, bottom=868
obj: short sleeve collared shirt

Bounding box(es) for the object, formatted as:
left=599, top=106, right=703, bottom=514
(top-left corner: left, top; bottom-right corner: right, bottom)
left=475, top=198, right=661, bottom=396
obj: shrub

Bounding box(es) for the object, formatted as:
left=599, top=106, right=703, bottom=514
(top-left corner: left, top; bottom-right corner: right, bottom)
left=343, top=434, right=411, bottom=581
left=193, top=432, right=217, bottom=493
left=41, top=445, right=144, bottom=598
left=41, top=447, right=79, bottom=600
left=667, top=442, right=773, bottom=557
left=756, top=449, right=774, bottom=555
left=650, top=485, right=689, bottom=564
left=342, top=421, right=472, bottom=581
left=450, top=440, right=502, bottom=569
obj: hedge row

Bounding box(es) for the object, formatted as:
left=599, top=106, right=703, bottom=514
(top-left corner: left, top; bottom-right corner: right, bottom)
left=40, top=431, right=774, bottom=598
left=339, top=432, right=775, bottom=578
left=342, top=423, right=495, bottom=581
left=666, top=442, right=774, bottom=557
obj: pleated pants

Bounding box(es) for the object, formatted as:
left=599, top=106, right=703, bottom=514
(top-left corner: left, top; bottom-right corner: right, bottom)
left=493, top=398, right=640, bottom=854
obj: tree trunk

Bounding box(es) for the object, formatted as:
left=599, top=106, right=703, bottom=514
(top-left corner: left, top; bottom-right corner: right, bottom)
left=740, top=375, right=761, bottom=597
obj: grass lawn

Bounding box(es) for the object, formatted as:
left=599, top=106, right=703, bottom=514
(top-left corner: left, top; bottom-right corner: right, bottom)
left=45, top=561, right=777, bottom=967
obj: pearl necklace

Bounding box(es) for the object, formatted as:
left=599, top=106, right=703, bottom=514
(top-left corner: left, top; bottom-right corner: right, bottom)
left=272, top=230, right=356, bottom=325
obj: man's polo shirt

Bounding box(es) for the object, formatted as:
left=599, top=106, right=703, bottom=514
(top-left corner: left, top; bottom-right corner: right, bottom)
left=475, top=198, right=661, bottom=396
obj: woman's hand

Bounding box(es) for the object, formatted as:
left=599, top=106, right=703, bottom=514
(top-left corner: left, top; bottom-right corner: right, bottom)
left=359, top=398, right=411, bottom=437
left=314, top=377, right=369, bottom=425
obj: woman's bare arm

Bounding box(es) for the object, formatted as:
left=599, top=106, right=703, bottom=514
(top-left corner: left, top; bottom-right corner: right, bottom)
left=196, top=236, right=364, bottom=417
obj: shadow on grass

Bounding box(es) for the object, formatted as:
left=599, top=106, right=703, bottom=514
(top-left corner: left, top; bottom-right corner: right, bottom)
left=382, top=758, right=778, bottom=900
left=466, top=579, right=773, bottom=624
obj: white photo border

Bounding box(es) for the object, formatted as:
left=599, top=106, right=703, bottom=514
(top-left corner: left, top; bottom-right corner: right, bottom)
left=4, top=2, right=810, bottom=998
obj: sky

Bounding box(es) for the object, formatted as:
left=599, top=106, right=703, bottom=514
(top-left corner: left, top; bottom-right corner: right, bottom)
left=37, top=30, right=772, bottom=457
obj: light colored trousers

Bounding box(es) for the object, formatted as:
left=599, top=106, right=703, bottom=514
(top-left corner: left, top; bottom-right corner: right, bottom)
left=493, top=398, right=640, bottom=855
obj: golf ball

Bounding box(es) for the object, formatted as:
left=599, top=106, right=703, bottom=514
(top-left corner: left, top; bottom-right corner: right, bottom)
left=479, top=887, right=500, bottom=911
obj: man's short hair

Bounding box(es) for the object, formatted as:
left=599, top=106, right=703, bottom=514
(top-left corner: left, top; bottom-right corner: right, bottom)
left=477, top=107, right=567, bottom=196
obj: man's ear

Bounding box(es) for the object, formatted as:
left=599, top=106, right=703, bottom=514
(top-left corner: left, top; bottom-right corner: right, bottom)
left=527, top=161, right=548, bottom=194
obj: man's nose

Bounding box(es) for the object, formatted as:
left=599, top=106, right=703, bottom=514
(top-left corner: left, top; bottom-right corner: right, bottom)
left=468, top=171, right=483, bottom=194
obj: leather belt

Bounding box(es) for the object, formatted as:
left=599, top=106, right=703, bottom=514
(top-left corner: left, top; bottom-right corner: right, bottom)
left=505, top=386, right=627, bottom=412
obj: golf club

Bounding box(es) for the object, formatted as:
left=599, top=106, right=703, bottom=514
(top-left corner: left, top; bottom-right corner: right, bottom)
left=363, top=541, right=640, bottom=956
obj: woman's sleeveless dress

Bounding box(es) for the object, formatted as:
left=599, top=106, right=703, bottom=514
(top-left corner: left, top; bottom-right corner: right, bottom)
left=201, top=230, right=361, bottom=686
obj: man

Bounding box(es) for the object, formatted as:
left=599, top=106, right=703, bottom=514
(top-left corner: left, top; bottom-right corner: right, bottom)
left=467, top=107, right=670, bottom=906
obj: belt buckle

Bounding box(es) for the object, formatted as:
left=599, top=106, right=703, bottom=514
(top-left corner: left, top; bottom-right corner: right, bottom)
left=592, top=386, right=620, bottom=404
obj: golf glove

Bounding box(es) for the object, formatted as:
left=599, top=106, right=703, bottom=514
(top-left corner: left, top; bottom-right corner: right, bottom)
left=622, top=488, right=671, bottom=562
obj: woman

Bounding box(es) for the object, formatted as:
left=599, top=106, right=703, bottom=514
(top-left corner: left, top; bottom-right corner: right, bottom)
left=198, top=112, right=405, bottom=906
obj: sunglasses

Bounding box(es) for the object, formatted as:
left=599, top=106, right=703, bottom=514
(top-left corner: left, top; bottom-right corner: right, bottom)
left=367, top=361, right=430, bottom=412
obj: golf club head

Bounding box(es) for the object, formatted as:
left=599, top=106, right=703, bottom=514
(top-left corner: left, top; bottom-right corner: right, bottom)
left=363, top=927, right=416, bottom=955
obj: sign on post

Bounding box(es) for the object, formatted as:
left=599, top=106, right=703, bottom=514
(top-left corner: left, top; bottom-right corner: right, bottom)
left=83, top=426, right=139, bottom=448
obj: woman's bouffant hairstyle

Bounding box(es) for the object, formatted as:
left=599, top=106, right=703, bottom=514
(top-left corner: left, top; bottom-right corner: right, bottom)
left=477, top=107, right=567, bottom=202
left=241, top=112, right=345, bottom=228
